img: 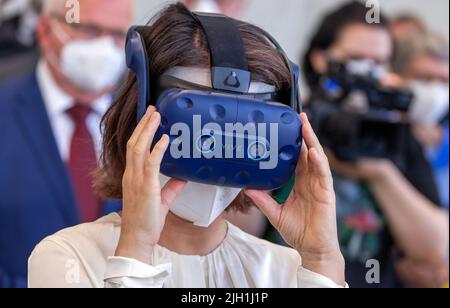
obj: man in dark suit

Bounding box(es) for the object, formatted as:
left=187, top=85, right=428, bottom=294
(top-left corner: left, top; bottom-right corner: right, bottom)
left=0, top=0, right=133, bottom=288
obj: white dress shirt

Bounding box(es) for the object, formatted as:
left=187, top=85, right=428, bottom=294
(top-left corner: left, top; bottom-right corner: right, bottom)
left=36, top=60, right=112, bottom=161
left=28, top=213, right=347, bottom=288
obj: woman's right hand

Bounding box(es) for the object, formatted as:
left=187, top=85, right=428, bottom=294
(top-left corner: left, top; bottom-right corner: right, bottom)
left=115, top=106, right=187, bottom=265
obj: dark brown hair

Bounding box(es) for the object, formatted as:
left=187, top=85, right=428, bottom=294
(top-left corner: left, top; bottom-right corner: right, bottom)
left=95, top=2, right=291, bottom=211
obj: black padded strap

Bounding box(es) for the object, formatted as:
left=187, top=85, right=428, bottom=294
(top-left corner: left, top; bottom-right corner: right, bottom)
left=193, top=12, right=251, bottom=93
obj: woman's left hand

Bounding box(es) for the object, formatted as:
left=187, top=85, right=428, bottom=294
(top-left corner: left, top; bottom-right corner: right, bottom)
left=245, top=113, right=345, bottom=286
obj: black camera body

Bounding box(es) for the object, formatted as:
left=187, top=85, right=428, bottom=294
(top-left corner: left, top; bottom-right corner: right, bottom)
left=309, top=63, right=414, bottom=165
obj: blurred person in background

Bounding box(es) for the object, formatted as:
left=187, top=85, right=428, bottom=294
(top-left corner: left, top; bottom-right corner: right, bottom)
left=0, top=0, right=42, bottom=80
left=390, top=14, right=426, bottom=41
left=0, top=0, right=132, bottom=288
left=392, top=30, right=449, bottom=288
left=393, top=31, right=449, bottom=209
left=302, top=1, right=449, bottom=287
left=183, top=0, right=247, bottom=17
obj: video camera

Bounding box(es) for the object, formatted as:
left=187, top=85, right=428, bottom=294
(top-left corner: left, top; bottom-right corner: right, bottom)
left=309, top=60, right=414, bottom=165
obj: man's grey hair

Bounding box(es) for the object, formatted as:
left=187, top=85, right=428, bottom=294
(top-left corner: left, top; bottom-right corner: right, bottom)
left=393, top=31, right=449, bottom=74
left=42, top=0, right=70, bottom=15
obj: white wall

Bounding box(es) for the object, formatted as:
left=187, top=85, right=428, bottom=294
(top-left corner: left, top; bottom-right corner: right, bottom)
left=134, top=0, right=449, bottom=61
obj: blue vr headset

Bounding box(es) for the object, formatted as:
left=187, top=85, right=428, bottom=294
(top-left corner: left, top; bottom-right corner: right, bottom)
left=125, top=12, right=303, bottom=190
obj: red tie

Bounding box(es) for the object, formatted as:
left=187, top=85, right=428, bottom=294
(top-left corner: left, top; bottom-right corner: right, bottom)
left=67, top=105, right=102, bottom=222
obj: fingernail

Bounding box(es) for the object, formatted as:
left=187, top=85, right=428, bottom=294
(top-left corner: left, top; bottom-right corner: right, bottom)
left=150, top=111, right=160, bottom=119
left=146, top=106, right=156, bottom=114
left=244, top=190, right=255, bottom=197
left=160, top=135, right=170, bottom=145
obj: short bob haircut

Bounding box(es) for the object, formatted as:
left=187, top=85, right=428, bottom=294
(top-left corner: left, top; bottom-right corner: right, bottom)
left=95, top=2, right=292, bottom=212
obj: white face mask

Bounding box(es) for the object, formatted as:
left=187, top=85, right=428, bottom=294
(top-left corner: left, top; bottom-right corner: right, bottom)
left=50, top=22, right=126, bottom=93
left=190, top=0, right=222, bottom=14
left=409, top=80, right=449, bottom=126
left=346, top=59, right=387, bottom=80
left=160, top=175, right=241, bottom=228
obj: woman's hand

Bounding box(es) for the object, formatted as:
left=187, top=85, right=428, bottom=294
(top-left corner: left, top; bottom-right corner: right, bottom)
left=115, top=106, right=187, bottom=265
left=245, top=113, right=345, bottom=286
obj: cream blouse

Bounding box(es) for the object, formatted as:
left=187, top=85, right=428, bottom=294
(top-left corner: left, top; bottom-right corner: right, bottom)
left=28, top=213, right=345, bottom=288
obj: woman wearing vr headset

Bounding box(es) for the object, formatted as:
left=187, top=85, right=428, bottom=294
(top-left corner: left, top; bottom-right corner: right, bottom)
left=28, top=3, right=346, bottom=288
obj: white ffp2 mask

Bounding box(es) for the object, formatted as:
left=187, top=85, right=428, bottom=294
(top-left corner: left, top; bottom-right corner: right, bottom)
left=50, top=22, right=126, bottom=93
left=346, top=59, right=387, bottom=80
left=60, top=37, right=126, bottom=93
left=409, top=81, right=449, bottom=125
left=160, top=175, right=241, bottom=228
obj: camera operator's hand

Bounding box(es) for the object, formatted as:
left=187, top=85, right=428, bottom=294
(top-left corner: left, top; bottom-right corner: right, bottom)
left=115, top=107, right=187, bottom=265
left=326, top=148, right=449, bottom=267
left=245, top=113, right=345, bottom=286
left=413, top=125, right=444, bottom=148
left=380, top=72, right=404, bottom=88
left=396, top=258, right=449, bottom=288
left=325, top=151, right=395, bottom=184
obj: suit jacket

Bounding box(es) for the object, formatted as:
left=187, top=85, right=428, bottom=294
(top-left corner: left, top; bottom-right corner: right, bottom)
left=0, top=72, right=121, bottom=288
